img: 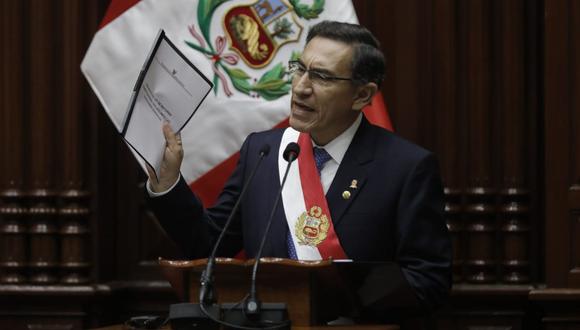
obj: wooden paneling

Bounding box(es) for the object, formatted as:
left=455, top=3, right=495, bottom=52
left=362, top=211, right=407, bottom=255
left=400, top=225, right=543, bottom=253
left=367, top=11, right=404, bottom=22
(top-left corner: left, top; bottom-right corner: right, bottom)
left=572, top=214, right=580, bottom=277
left=0, top=0, right=98, bottom=286
left=530, top=289, right=580, bottom=330
left=533, top=0, right=580, bottom=327
left=463, top=0, right=497, bottom=284
left=545, top=0, right=580, bottom=288
left=0, top=0, right=26, bottom=285
left=27, top=0, right=59, bottom=285
left=0, top=0, right=112, bottom=327
left=570, top=0, right=580, bottom=289
left=59, top=0, right=91, bottom=285
left=432, top=0, right=464, bottom=284
left=498, top=0, right=529, bottom=285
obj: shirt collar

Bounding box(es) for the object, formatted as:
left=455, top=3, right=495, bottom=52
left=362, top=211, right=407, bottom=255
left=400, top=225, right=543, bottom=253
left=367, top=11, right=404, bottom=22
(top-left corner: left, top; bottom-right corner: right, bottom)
left=312, top=113, right=362, bottom=165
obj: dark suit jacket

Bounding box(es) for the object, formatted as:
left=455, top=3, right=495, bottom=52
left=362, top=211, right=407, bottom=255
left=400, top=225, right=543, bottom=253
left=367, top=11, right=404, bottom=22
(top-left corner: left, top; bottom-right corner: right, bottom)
left=147, top=117, right=452, bottom=314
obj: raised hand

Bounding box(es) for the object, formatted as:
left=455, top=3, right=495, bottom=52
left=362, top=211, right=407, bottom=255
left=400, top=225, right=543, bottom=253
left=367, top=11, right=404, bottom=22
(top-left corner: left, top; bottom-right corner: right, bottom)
left=146, top=122, right=184, bottom=193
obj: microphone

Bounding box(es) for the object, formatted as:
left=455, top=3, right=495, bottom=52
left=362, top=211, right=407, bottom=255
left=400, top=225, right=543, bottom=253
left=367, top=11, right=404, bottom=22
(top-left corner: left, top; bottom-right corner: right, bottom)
left=283, top=142, right=300, bottom=162
left=245, top=142, right=300, bottom=317
left=199, top=144, right=271, bottom=306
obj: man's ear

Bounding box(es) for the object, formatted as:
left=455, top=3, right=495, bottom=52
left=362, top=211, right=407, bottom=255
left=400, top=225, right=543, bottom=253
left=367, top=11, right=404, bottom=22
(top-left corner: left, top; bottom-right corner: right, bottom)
left=352, top=82, right=379, bottom=111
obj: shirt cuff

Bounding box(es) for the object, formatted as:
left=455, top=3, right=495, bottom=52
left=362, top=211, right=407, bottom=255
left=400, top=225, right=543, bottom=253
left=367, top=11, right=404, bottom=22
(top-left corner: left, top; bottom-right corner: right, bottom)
left=146, top=174, right=181, bottom=197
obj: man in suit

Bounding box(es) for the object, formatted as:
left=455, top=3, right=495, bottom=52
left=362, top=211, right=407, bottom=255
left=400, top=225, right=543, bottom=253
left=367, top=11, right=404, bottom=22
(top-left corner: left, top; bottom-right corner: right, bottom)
left=146, top=21, right=451, bottom=318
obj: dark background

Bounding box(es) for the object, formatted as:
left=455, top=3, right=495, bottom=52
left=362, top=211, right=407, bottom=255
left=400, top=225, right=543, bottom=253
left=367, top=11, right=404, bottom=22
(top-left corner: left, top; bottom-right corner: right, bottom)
left=0, top=0, right=578, bottom=329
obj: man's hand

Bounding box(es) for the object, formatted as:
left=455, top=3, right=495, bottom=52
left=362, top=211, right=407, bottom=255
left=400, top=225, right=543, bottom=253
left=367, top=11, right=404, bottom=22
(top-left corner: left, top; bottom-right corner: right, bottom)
left=146, top=122, right=184, bottom=193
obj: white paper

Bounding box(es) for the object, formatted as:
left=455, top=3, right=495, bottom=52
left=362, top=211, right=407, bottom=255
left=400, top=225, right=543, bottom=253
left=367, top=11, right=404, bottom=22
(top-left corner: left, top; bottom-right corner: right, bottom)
left=122, top=31, right=212, bottom=178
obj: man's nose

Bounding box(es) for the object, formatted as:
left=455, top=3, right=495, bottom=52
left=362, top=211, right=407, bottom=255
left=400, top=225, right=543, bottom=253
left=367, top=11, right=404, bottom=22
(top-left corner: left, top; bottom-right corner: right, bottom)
left=292, top=72, right=313, bottom=96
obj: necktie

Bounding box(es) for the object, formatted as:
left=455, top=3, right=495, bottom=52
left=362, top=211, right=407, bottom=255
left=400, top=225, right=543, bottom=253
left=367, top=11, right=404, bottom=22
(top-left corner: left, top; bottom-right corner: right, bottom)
left=313, top=147, right=332, bottom=175
left=287, top=147, right=332, bottom=259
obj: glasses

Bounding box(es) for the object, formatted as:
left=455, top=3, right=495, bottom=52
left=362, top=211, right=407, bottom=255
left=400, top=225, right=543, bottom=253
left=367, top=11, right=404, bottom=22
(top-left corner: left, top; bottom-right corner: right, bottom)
left=288, top=60, right=353, bottom=85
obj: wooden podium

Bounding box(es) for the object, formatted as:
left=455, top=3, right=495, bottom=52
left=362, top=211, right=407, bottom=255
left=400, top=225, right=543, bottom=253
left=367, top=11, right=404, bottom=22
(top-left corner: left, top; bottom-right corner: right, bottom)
left=159, top=258, right=409, bottom=328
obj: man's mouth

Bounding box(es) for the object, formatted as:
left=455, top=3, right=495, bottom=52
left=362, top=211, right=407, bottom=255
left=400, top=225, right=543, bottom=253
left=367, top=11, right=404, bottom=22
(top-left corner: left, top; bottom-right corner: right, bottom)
left=292, top=101, right=315, bottom=113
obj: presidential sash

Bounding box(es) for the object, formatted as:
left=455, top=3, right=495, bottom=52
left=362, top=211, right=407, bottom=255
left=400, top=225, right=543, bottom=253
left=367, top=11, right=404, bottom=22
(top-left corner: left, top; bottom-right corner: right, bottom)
left=279, top=127, right=347, bottom=260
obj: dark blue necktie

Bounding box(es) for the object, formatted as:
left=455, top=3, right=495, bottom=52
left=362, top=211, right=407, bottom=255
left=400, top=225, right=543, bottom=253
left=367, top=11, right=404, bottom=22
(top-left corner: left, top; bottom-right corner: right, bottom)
left=287, top=147, right=331, bottom=259
left=313, top=147, right=332, bottom=175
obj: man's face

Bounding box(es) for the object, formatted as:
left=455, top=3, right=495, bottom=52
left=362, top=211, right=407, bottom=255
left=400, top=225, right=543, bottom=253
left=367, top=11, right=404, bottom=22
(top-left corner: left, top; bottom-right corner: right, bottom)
left=289, top=37, right=360, bottom=145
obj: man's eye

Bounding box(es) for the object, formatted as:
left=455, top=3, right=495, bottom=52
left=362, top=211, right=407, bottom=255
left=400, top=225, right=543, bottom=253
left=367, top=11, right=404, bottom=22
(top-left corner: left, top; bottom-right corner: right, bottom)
left=292, top=64, right=306, bottom=74
left=310, top=71, right=329, bottom=81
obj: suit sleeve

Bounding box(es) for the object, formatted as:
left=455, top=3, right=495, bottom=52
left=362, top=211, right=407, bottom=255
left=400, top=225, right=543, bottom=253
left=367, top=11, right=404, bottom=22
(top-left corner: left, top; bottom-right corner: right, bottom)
left=146, top=135, right=254, bottom=259
left=395, top=153, right=452, bottom=312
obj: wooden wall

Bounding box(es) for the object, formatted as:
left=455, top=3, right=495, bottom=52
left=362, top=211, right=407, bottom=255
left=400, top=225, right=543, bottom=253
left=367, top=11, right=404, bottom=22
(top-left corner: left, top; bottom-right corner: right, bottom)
left=0, top=1, right=105, bottom=328
left=0, top=0, right=578, bottom=329
left=530, top=1, right=580, bottom=329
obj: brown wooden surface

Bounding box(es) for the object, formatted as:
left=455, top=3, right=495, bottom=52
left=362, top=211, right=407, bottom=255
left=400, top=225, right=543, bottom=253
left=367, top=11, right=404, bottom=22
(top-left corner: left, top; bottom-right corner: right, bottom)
left=530, top=288, right=580, bottom=329
left=545, top=0, right=580, bottom=289
left=0, top=0, right=27, bottom=285
left=59, top=0, right=91, bottom=285
left=159, top=258, right=351, bottom=327
left=27, top=0, right=59, bottom=285
left=91, top=324, right=398, bottom=330
left=158, top=258, right=332, bottom=299
left=529, top=288, right=580, bottom=301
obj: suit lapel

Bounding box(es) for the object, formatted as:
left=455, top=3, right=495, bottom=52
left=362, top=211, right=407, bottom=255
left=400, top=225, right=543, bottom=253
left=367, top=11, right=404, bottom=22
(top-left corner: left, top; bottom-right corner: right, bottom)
left=326, top=118, right=375, bottom=227
left=251, top=129, right=290, bottom=257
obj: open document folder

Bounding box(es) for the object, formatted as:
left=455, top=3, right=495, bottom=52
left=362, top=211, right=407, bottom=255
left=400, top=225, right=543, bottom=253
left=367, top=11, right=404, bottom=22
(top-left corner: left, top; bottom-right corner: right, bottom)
left=121, top=30, right=213, bottom=178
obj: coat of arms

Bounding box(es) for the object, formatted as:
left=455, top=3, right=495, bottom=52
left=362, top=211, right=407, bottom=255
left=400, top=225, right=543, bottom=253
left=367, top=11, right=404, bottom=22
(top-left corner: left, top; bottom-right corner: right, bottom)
left=185, top=0, right=324, bottom=100
left=224, top=0, right=303, bottom=68
left=295, top=205, right=330, bottom=247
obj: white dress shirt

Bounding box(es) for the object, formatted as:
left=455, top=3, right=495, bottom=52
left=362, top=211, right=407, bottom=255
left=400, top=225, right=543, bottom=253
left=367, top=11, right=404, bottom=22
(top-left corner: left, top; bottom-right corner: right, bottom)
left=313, top=114, right=362, bottom=194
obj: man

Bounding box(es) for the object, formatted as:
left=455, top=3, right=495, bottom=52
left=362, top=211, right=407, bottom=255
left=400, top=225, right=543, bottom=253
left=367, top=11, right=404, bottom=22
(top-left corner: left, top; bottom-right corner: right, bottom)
left=146, top=21, right=451, bottom=318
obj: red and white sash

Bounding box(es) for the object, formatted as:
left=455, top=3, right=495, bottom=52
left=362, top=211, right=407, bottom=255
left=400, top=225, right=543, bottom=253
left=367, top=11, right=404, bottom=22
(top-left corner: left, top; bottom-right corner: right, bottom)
left=279, top=128, right=348, bottom=260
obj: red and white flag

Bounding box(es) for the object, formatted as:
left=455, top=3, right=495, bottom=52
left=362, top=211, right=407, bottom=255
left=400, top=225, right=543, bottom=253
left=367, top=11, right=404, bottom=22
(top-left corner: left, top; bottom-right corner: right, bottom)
left=82, top=0, right=392, bottom=206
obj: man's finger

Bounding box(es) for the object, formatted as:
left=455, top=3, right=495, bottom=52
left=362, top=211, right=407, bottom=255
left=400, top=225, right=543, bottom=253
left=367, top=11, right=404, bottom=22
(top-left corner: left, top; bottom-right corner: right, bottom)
left=162, top=122, right=179, bottom=147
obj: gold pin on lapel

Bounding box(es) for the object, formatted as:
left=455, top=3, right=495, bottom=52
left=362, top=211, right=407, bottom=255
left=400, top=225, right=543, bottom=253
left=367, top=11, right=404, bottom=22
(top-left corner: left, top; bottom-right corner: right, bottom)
left=342, top=190, right=351, bottom=200
left=349, top=179, right=358, bottom=189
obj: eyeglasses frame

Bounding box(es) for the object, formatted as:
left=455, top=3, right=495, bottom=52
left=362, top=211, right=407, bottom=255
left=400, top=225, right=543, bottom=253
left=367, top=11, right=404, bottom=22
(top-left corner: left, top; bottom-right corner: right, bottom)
left=287, top=60, right=354, bottom=84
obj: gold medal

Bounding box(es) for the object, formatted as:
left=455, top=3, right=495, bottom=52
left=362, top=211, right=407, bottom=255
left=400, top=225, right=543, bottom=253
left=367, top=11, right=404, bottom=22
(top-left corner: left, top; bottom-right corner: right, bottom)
left=295, top=206, right=330, bottom=247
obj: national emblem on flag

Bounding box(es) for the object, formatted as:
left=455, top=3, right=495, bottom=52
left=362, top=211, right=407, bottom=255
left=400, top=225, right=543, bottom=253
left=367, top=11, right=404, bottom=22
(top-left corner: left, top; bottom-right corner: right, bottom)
left=224, top=0, right=304, bottom=68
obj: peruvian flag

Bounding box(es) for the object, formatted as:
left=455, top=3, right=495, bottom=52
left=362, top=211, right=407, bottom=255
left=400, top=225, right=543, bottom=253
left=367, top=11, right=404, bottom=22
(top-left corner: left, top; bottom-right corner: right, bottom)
left=82, top=0, right=392, bottom=207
